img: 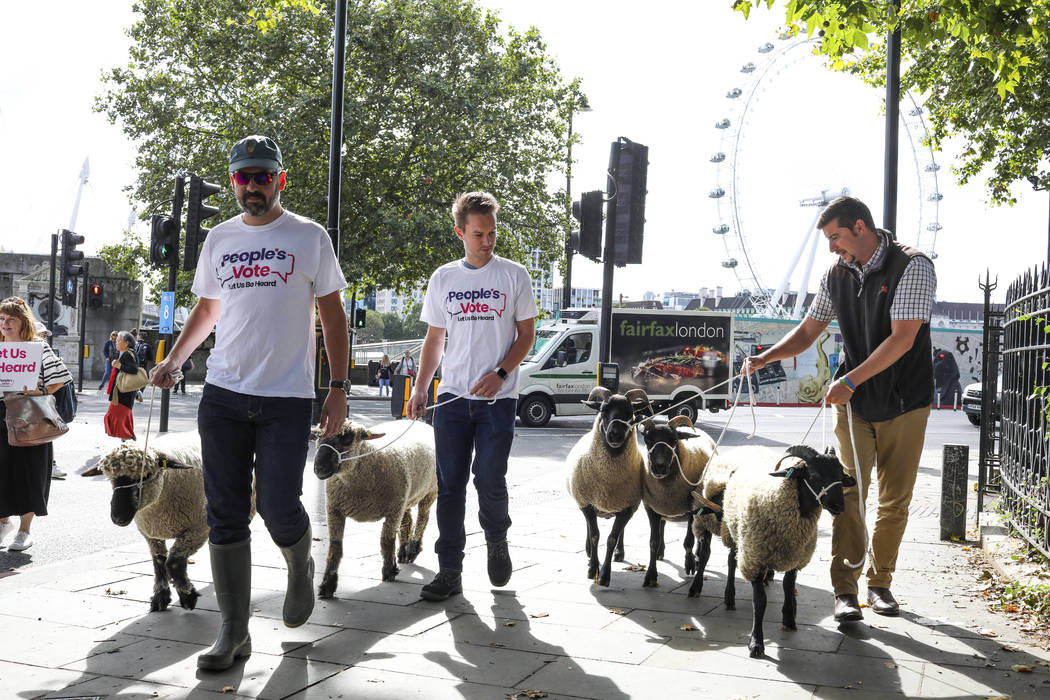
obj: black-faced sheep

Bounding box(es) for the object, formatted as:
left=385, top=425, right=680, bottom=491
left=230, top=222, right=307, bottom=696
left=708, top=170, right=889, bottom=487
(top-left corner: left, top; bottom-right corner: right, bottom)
left=693, top=444, right=856, bottom=658
left=639, top=415, right=716, bottom=587
left=313, top=419, right=437, bottom=597
left=100, top=433, right=209, bottom=613
left=566, top=387, right=650, bottom=587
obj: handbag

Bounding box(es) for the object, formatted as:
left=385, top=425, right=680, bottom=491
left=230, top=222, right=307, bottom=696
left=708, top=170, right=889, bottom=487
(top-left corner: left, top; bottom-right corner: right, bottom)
left=4, top=392, right=69, bottom=447
left=116, top=367, right=150, bottom=393
left=54, top=381, right=78, bottom=422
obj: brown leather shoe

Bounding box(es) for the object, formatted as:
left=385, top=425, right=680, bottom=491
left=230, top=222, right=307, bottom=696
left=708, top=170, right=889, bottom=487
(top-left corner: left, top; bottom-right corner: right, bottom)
left=867, top=587, right=900, bottom=616
left=834, top=594, right=863, bottom=622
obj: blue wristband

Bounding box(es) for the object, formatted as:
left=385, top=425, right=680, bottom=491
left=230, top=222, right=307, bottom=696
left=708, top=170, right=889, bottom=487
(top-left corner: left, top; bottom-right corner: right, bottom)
left=839, top=376, right=856, bottom=392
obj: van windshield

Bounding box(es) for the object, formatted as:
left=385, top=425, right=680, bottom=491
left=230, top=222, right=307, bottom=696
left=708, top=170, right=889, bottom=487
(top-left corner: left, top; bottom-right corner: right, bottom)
left=525, top=329, right=561, bottom=362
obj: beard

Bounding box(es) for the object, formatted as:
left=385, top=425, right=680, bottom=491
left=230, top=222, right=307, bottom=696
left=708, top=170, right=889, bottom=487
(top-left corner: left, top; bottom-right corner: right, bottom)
left=238, top=191, right=273, bottom=216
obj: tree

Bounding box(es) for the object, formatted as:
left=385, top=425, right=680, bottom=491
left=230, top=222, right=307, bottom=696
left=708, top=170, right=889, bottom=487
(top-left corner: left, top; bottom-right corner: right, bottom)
left=97, top=0, right=576, bottom=287
left=357, top=309, right=385, bottom=342
left=734, top=0, right=1050, bottom=204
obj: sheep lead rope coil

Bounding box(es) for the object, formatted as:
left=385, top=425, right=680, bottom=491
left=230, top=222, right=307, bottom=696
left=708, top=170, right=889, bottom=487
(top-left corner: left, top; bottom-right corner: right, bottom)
left=841, top=402, right=877, bottom=574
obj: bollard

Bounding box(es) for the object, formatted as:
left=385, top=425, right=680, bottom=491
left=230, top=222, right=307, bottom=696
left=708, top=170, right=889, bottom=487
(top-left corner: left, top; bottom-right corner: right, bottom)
left=940, top=444, right=969, bottom=540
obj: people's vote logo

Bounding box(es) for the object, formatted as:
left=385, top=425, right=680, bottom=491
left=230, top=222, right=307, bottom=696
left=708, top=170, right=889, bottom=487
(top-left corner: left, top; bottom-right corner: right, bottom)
left=217, top=247, right=296, bottom=289
left=446, top=287, right=507, bottom=318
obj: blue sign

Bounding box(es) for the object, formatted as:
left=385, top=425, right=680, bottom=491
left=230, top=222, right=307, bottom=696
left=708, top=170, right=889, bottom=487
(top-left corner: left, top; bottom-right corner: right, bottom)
left=159, top=292, right=175, bottom=334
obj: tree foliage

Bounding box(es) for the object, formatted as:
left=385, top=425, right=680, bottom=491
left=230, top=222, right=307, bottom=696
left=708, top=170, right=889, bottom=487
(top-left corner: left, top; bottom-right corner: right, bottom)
left=97, top=0, right=575, bottom=293
left=735, top=0, right=1050, bottom=204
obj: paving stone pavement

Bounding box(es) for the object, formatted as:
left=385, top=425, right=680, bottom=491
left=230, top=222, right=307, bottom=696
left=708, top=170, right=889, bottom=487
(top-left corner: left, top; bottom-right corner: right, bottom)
left=2, top=432, right=1049, bottom=698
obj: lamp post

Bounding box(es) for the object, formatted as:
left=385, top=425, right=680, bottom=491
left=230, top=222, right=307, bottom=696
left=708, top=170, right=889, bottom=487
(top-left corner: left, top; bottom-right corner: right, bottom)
left=562, top=95, right=591, bottom=313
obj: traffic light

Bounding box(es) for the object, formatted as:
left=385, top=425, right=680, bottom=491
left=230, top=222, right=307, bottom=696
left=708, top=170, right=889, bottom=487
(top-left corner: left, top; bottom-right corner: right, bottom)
left=606, top=137, right=648, bottom=266
left=353, top=308, right=367, bottom=329
left=89, top=284, right=103, bottom=309
left=184, top=173, right=222, bottom=271
left=572, top=190, right=604, bottom=261
left=59, top=229, right=85, bottom=307
left=149, top=214, right=178, bottom=266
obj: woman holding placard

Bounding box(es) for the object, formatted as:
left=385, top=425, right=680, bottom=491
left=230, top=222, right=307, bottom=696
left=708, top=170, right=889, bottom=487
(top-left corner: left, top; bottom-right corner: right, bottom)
left=0, top=298, right=72, bottom=552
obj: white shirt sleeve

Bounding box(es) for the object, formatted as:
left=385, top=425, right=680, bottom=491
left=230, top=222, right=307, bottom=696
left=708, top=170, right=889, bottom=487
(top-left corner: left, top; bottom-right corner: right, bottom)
left=191, top=235, right=222, bottom=299
left=420, top=269, right=446, bottom=328
left=313, top=229, right=348, bottom=298
left=514, top=266, right=538, bottom=321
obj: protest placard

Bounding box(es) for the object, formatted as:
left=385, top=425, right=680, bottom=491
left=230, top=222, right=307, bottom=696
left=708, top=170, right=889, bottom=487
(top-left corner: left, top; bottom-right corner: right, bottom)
left=0, top=342, right=43, bottom=391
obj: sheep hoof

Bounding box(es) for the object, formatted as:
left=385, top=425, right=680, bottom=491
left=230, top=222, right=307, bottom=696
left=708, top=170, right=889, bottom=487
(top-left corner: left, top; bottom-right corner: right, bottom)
left=725, top=600, right=736, bottom=611
left=177, top=586, right=199, bottom=611
left=687, top=585, right=702, bottom=599
left=684, top=553, right=696, bottom=575
left=318, top=576, right=337, bottom=599
left=642, top=575, right=659, bottom=588
left=597, top=568, right=611, bottom=587
left=748, top=640, right=764, bottom=658
left=587, top=563, right=598, bottom=580
left=612, top=552, right=626, bottom=563
left=150, top=588, right=171, bottom=612
left=782, top=619, right=797, bottom=630
left=381, top=564, right=399, bottom=582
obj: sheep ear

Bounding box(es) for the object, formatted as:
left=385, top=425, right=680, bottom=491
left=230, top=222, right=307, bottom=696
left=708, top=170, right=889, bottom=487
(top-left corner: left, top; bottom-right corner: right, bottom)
left=842, top=474, right=857, bottom=487
left=160, top=457, right=193, bottom=471
left=363, top=431, right=386, bottom=441
left=676, top=429, right=700, bottom=441
left=581, top=400, right=603, bottom=411
left=786, top=445, right=818, bottom=462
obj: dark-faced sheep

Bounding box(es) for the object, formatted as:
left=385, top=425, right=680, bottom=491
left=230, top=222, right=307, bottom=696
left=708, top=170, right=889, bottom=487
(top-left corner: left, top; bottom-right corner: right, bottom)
left=313, top=420, right=437, bottom=597
left=100, top=433, right=210, bottom=613
left=639, top=415, right=716, bottom=587
left=693, top=444, right=856, bottom=658
left=566, top=387, right=651, bottom=586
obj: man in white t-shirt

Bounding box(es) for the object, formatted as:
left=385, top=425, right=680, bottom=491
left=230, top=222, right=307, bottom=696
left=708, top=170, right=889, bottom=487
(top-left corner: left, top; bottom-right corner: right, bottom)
left=149, top=135, right=349, bottom=671
left=407, top=191, right=537, bottom=601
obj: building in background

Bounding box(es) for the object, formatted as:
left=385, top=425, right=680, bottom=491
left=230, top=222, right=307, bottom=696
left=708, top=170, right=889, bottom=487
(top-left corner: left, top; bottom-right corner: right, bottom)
left=375, top=287, right=425, bottom=315
left=553, top=286, right=602, bottom=309
left=528, top=248, right=557, bottom=314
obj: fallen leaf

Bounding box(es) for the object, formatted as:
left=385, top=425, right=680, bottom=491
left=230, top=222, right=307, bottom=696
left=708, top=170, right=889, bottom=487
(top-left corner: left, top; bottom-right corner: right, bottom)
left=886, top=662, right=898, bottom=668
left=1011, top=665, right=1034, bottom=673
left=529, top=612, right=549, bottom=619
left=609, top=608, right=627, bottom=615
left=623, top=563, right=647, bottom=571
left=503, top=621, right=516, bottom=627
left=679, top=624, right=698, bottom=631
left=490, top=642, right=504, bottom=647
left=514, top=691, right=547, bottom=699
left=962, top=546, right=971, bottom=551
left=1004, top=604, right=1020, bottom=613
left=980, top=628, right=999, bottom=637
left=1000, top=644, right=1019, bottom=652
left=222, top=686, right=236, bottom=694
left=858, top=602, right=870, bottom=608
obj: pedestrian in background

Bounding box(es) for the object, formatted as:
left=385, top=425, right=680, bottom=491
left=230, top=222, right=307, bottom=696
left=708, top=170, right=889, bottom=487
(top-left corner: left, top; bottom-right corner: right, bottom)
left=407, top=191, right=537, bottom=601
left=148, top=134, right=348, bottom=672
left=398, top=349, right=416, bottom=379
left=176, top=356, right=193, bottom=395
left=376, top=354, right=392, bottom=396
left=104, top=331, right=139, bottom=440
left=98, top=331, right=118, bottom=392
left=743, top=195, right=935, bottom=623
left=0, top=298, right=72, bottom=552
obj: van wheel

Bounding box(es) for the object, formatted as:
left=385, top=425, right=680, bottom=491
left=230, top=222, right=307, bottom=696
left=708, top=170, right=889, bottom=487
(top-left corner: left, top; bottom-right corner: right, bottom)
left=519, top=395, right=553, bottom=428
left=967, top=414, right=981, bottom=426
left=671, top=397, right=699, bottom=423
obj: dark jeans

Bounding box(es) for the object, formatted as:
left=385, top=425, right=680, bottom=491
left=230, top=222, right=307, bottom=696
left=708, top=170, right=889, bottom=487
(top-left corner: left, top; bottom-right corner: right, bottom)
left=432, top=393, right=517, bottom=572
left=197, top=383, right=312, bottom=546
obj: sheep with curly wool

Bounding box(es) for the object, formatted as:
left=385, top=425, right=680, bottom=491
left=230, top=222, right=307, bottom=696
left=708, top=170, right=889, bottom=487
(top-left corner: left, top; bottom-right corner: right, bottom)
left=313, top=419, right=437, bottom=596
left=566, top=387, right=650, bottom=587
left=638, top=415, right=716, bottom=587
left=692, top=444, right=856, bottom=658
left=100, top=431, right=211, bottom=613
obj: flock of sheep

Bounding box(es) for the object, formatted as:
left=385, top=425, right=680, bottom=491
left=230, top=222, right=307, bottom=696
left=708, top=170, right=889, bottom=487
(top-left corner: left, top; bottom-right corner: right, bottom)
left=96, top=385, right=854, bottom=659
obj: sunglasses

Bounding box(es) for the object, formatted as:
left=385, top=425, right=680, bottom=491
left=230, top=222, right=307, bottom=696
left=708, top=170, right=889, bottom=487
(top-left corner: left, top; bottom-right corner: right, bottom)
left=232, top=171, right=276, bottom=186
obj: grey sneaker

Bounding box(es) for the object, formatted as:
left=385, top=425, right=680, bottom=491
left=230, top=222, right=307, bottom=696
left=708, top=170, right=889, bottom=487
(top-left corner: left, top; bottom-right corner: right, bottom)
left=51, top=462, right=66, bottom=480
left=487, top=540, right=512, bottom=587
left=420, top=571, right=463, bottom=601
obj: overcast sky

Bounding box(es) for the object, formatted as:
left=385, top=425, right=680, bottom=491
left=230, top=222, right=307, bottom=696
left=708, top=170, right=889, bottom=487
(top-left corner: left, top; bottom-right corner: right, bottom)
left=2, top=1, right=1045, bottom=305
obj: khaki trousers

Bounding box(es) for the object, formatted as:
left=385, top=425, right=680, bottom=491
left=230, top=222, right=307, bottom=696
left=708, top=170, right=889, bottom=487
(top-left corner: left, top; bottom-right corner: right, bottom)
left=830, top=405, right=930, bottom=595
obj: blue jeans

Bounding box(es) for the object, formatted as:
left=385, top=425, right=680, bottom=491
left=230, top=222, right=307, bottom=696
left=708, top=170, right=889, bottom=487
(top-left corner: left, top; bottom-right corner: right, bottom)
left=432, top=393, right=517, bottom=572
left=197, top=383, right=312, bottom=546
left=98, top=362, right=113, bottom=390
left=378, top=378, right=390, bottom=396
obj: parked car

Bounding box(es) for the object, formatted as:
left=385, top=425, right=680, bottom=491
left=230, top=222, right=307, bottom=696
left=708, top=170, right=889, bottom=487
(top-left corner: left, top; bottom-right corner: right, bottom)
left=961, top=375, right=1001, bottom=426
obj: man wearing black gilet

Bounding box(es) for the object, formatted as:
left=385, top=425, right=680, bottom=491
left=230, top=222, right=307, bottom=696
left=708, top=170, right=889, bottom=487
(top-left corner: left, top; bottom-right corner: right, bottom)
left=744, top=196, right=936, bottom=623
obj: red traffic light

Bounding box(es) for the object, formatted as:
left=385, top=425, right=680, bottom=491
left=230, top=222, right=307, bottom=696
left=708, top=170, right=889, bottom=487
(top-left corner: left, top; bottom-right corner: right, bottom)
left=88, top=283, right=104, bottom=309
left=91, top=284, right=102, bottom=295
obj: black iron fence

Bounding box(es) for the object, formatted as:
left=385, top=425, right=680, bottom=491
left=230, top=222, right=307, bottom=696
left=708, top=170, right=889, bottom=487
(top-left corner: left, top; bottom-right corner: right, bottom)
left=997, top=264, right=1050, bottom=558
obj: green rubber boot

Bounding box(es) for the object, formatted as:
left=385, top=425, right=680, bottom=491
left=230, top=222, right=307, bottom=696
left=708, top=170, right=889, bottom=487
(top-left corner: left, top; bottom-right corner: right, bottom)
left=197, top=539, right=252, bottom=671
left=279, top=525, right=315, bottom=627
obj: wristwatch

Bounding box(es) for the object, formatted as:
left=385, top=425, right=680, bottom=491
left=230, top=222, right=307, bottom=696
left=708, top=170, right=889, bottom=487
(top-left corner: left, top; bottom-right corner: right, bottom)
left=495, top=367, right=508, bottom=381
left=329, top=379, right=348, bottom=391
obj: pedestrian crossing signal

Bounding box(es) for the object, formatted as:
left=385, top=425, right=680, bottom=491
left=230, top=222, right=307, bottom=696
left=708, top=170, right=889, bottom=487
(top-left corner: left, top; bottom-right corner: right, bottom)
left=353, top=308, right=367, bottom=329
left=89, top=284, right=103, bottom=309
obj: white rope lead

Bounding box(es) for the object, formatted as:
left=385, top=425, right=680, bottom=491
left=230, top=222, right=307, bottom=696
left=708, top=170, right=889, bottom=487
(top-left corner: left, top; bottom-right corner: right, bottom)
left=841, top=402, right=876, bottom=573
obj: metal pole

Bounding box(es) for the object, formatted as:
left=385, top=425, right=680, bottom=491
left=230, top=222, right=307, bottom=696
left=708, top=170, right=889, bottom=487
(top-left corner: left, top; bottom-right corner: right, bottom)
left=326, top=0, right=347, bottom=253
left=48, top=232, right=57, bottom=348
left=883, top=2, right=901, bottom=236
left=562, top=111, right=574, bottom=313
left=159, top=176, right=185, bottom=434
left=78, top=261, right=88, bottom=392
left=599, top=140, right=620, bottom=364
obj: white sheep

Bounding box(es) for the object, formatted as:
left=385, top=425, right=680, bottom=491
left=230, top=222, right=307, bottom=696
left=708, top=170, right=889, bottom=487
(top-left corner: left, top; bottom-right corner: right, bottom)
left=692, top=444, right=856, bottom=658
left=313, top=419, right=437, bottom=596
left=100, top=432, right=211, bottom=613
left=638, top=415, right=716, bottom=587
left=565, top=387, right=650, bottom=587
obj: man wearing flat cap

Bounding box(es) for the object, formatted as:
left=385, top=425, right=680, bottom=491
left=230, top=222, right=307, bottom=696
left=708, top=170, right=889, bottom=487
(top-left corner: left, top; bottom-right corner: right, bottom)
left=150, top=135, right=349, bottom=671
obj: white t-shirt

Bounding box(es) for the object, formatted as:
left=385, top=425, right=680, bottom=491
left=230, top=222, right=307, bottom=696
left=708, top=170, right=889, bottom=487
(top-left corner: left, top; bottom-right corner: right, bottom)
left=192, top=211, right=347, bottom=398
left=421, top=255, right=537, bottom=400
